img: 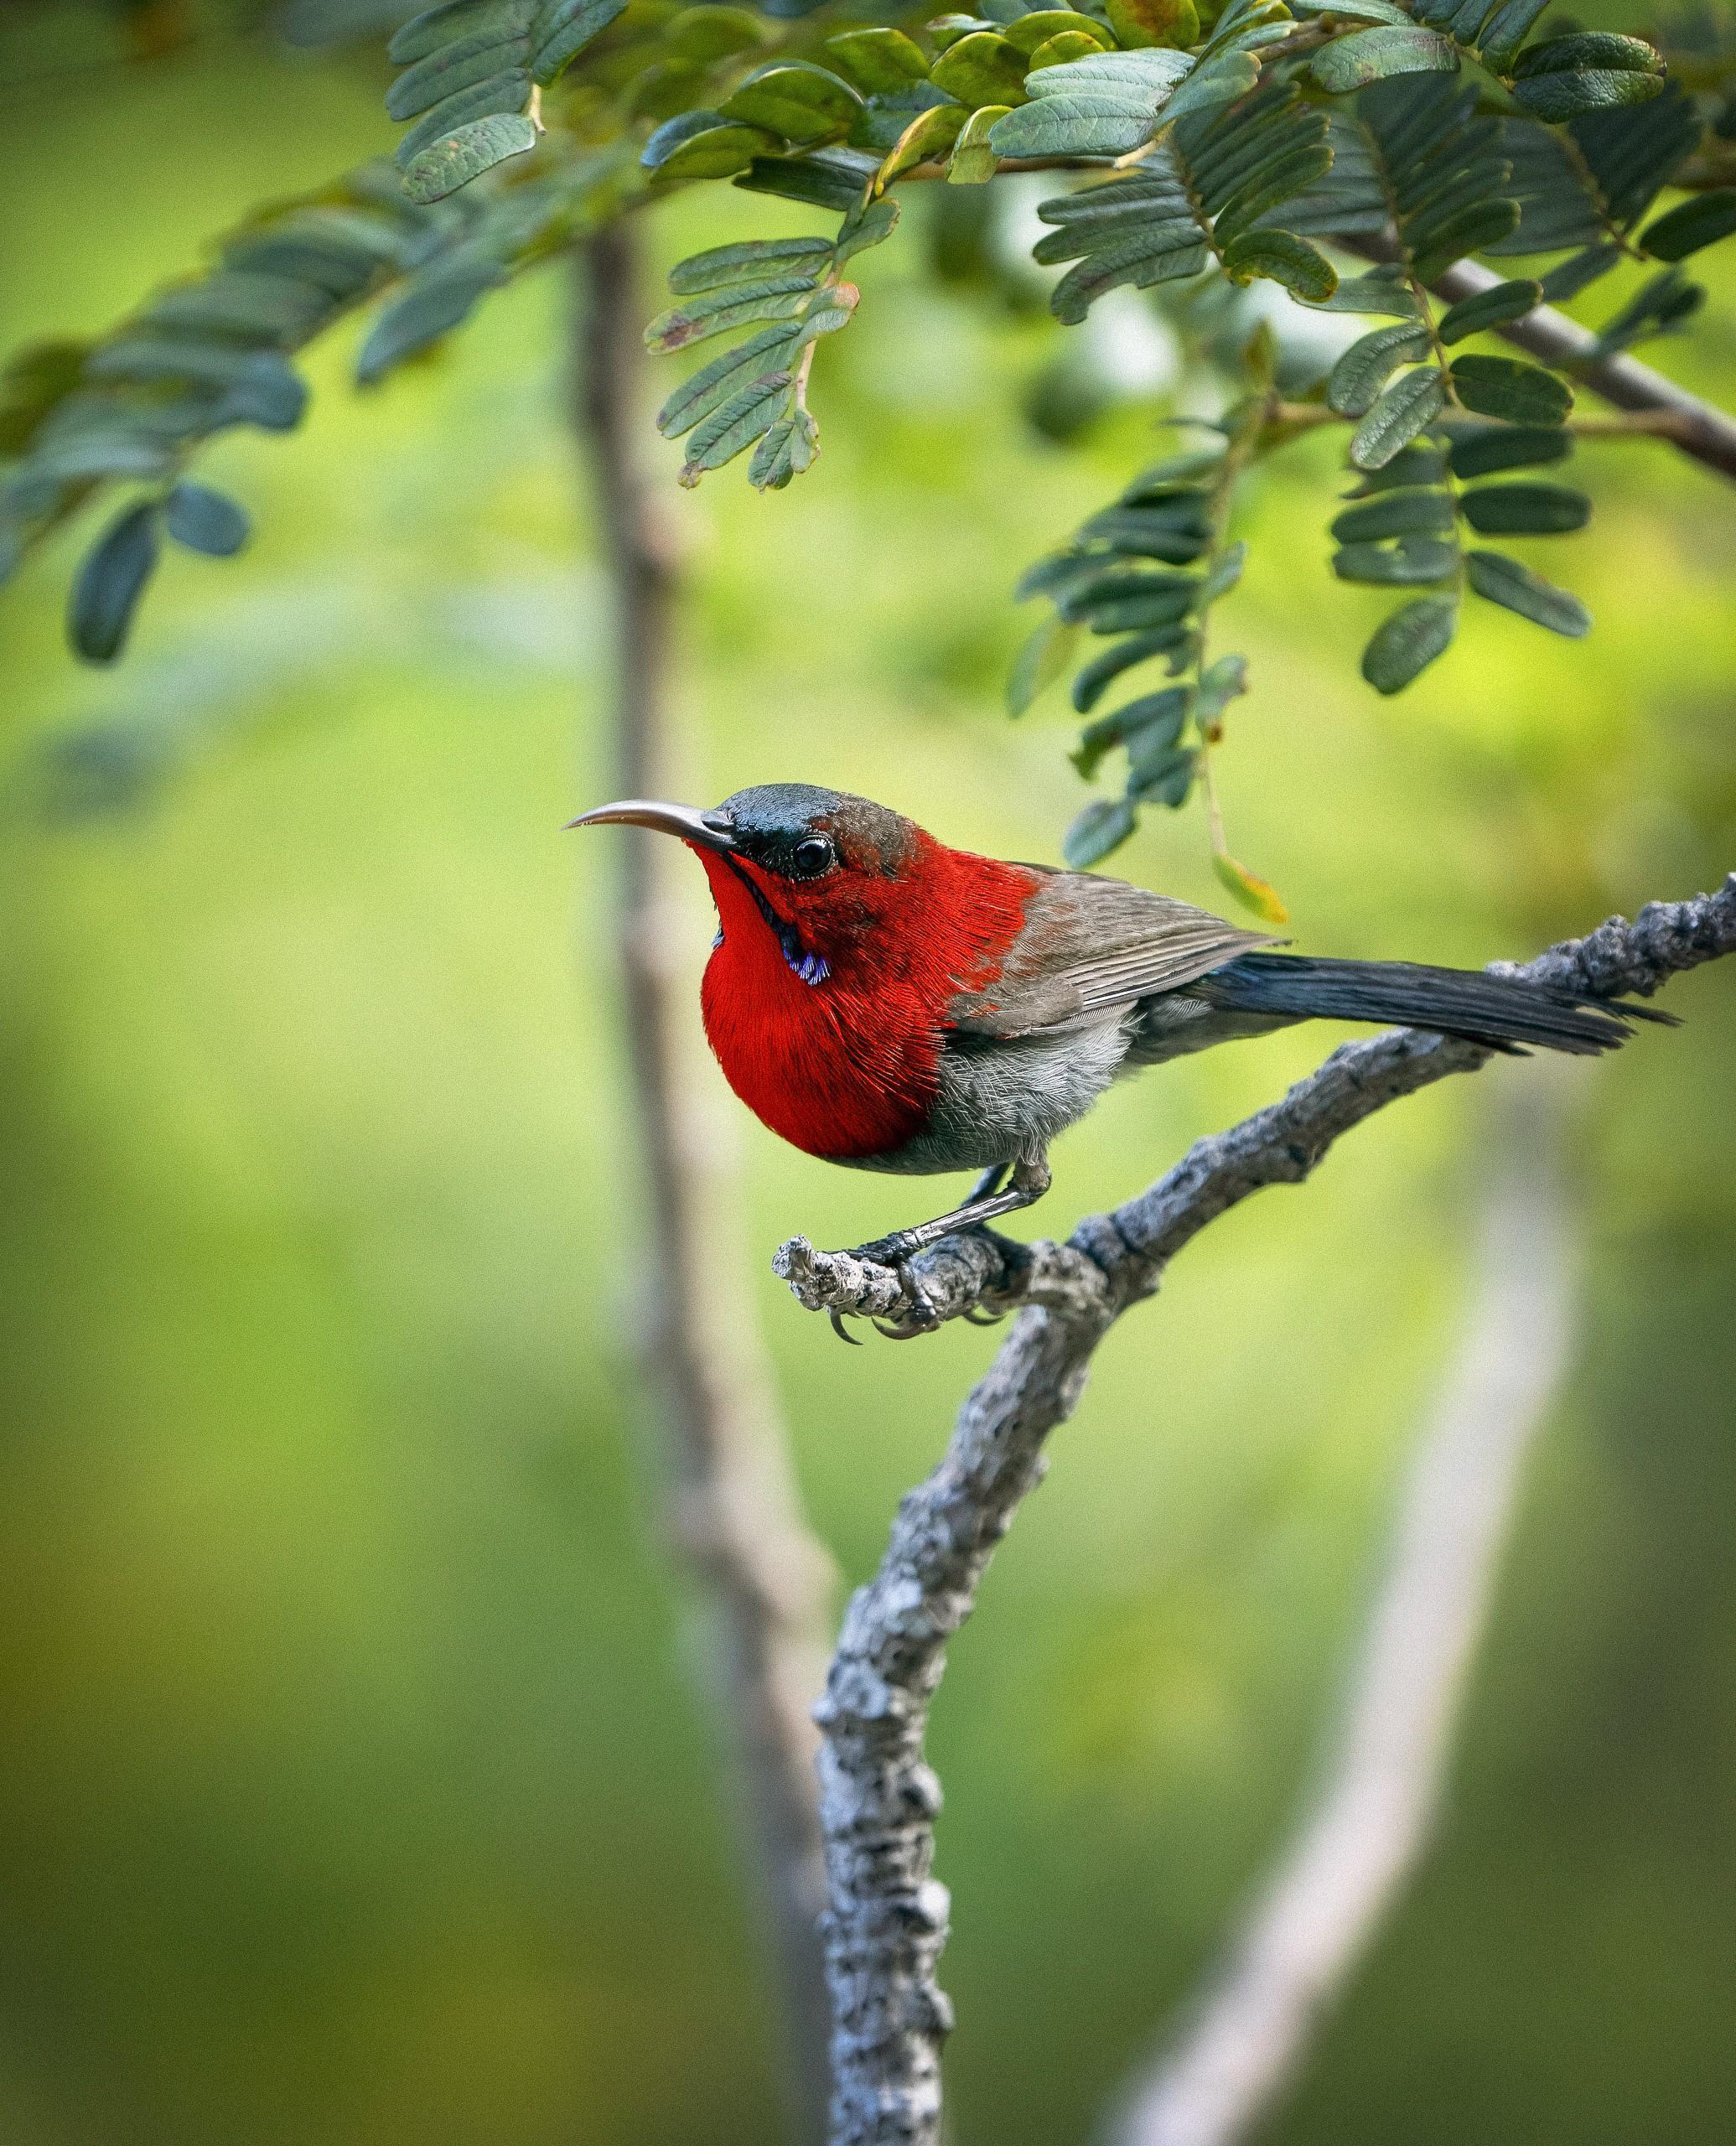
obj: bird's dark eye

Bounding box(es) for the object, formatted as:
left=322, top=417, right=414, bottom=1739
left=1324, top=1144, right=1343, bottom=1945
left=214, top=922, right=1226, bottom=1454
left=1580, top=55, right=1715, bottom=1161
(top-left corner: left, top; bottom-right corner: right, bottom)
left=788, top=835, right=836, bottom=879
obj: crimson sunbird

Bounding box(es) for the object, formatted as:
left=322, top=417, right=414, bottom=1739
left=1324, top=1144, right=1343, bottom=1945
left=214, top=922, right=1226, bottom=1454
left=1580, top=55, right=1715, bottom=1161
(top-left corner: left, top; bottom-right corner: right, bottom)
left=572, top=783, right=1660, bottom=1267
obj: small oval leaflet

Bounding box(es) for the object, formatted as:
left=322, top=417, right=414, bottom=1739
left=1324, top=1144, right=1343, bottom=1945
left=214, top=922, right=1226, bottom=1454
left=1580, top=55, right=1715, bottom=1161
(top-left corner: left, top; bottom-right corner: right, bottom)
left=70, top=502, right=161, bottom=666
left=164, top=482, right=251, bottom=557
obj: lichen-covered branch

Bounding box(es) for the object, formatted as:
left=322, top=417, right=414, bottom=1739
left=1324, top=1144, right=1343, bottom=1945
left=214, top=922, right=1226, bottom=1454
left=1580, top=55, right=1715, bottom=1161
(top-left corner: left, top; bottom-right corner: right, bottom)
left=807, top=876, right=1734, bottom=2146
left=1109, top=1081, right=1578, bottom=2146
left=577, top=225, right=837, bottom=2144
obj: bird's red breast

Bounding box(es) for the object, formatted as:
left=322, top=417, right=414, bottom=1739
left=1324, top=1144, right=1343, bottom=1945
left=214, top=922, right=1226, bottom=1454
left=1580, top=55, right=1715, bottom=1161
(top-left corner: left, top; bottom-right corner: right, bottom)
left=694, top=832, right=1043, bottom=1160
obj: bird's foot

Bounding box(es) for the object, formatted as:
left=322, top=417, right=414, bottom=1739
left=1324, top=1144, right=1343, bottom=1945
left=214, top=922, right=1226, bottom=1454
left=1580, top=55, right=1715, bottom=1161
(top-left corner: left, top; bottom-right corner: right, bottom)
left=872, top=1258, right=944, bottom=1341
left=775, top=1224, right=1023, bottom=1341
left=849, top=1227, right=929, bottom=1267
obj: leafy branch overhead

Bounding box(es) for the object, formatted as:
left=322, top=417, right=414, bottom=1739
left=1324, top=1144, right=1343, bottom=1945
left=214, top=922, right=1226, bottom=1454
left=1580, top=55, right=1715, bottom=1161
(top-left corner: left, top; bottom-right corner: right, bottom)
left=3, top=0, right=1735, bottom=892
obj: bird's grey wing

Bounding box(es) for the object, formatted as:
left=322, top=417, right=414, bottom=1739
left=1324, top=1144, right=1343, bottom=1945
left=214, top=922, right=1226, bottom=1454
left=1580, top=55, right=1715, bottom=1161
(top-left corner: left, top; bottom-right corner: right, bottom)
left=947, top=870, right=1283, bottom=1039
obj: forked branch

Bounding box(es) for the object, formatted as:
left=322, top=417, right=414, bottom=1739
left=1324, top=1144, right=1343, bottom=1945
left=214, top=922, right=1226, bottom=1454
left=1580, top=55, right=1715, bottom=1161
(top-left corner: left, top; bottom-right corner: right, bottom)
left=806, top=876, right=1734, bottom=2146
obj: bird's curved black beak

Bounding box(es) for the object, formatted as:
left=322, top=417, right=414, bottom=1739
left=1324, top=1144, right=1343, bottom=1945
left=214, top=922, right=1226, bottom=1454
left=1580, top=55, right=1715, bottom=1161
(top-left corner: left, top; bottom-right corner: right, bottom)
left=565, top=799, right=738, bottom=852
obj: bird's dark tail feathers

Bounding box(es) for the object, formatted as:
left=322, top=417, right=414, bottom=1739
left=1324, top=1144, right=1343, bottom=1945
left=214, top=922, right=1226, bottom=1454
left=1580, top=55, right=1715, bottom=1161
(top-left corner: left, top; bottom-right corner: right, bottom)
left=1205, top=952, right=1676, bottom=1055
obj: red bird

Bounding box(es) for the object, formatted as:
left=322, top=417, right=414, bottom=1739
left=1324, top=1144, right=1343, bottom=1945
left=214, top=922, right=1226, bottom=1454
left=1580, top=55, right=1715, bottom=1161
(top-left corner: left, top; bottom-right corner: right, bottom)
left=573, top=783, right=1655, bottom=1269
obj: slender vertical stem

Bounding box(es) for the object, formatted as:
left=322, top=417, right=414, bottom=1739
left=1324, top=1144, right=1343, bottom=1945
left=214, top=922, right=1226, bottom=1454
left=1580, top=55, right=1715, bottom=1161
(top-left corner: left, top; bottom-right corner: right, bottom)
left=574, top=223, right=837, bottom=2144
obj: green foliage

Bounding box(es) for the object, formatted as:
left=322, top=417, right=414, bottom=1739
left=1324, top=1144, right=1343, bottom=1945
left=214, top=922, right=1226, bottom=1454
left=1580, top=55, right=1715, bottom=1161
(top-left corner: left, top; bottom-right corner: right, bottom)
left=985, top=45, right=1195, bottom=157
left=1032, top=80, right=1335, bottom=323
left=0, top=152, right=624, bottom=650
left=386, top=0, right=633, bottom=200
left=1011, top=400, right=1293, bottom=904
left=650, top=197, right=894, bottom=487
left=8, top=0, right=1736, bottom=886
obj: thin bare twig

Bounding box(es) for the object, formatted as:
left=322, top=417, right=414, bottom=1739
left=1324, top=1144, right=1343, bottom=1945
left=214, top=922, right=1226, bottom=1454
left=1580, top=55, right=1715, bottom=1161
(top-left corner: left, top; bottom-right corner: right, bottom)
left=576, top=225, right=836, bottom=2144
left=1110, top=1080, right=1578, bottom=2146
left=808, top=878, right=1735, bottom=2146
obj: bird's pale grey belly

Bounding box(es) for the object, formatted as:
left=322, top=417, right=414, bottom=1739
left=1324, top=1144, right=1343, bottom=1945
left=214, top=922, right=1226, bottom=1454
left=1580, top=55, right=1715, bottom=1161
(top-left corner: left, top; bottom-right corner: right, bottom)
left=844, top=1013, right=1133, bottom=1176
left=1123, top=992, right=1294, bottom=1064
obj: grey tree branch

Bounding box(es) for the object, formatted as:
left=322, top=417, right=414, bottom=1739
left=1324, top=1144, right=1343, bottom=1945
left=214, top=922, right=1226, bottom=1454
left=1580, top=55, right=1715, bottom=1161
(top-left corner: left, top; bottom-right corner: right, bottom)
left=576, top=225, right=837, bottom=2144
left=1340, top=237, right=1736, bottom=484
left=1109, top=1080, right=1579, bottom=2146
left=808, top=877, right=1734, bottom=2146
left=1435, top=259, right=1736, bottom=481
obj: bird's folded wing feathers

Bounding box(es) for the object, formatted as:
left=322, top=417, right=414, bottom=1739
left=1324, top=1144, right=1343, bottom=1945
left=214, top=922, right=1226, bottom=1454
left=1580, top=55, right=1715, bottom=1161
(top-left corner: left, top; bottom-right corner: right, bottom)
left=946, top=871, right=1283, bottom=1039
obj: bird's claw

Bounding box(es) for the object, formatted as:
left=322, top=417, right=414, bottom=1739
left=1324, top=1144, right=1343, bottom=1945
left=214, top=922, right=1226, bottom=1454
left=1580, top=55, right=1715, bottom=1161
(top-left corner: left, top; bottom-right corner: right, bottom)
left=828, top=1307, right=864, bottom=1346
left=870, top=1257, right=943, bottom=1340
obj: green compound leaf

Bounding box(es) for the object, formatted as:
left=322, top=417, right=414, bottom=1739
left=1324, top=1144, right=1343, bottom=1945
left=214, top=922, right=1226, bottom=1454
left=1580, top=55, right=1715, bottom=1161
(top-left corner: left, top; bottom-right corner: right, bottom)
left=1330, top=490, right=1456, bottom=543
left=1220, top=230, right=1336, bottom=300
left=1340, top=443, right=1448, bottom=496
left=1448, top=354, right=1573, bottom=425
left=1333, top=537, right=1459, bottom=584
left=987, top=46, right=1193, bottom=158
left=356, top=263, right=507, bottom=383
left=1329, top=321, right=1431, bottom=417
left=163, top=482, right=251, bottom=557
left=949, top=105, right=1013, bottom=182
left=735, top=148, right=880, bottom=211
left=1072, top=685, right=1191, bottom=776
left=656, top=320, right=806, bottom=438
left=719, top=62, right=863, bottom=144
left=1360, top=594, right=1458, bottom=693
left=1640, top=189, right=1736, bottom=264
left=1034, top=80, right=1333, bottom=323
left=1028, top=30, right=1112, bottom=68
left=677, top=369, right=793, bottom=483
left=1511, top=30, right=1661, bottom=77
left=1307, top=268, right=1418, bottom=317
left=387, top=0, right=630, bottom=201
left=1001, top=10, right=1115, bottom=54
left=1410, top=197, right=1519, bottom=283
left=1437, top=278, right=1541, bottom=345
left=1459, top=482, right=1590, bottom=535
left=1158, top=48, right=1259, bottom=125
left=878, top=103, right=967, bottom=187
left=69, top=501, right=161, bottom=665
left=1071, top=626, right=1194, bottom=712
left=1063, top=795, right=1138, bottom=868
left=1309, top=25, right=1459, bottom=91
left=1127, top=743, right=1197, bottom=806
left=930, top=30, right=1028, bottom=107
left=642, top=111, right=781, bottom=180
left=1445, top=424, right=1568, bottom=477
left=645, top=274, right=823, bottom=352
left=1287, top=0, right=1410, bottom=18
left=748, top=403, right=819, bottom=489
left=1465, top=548, right=1590, bottom=635
left=1350, top=366, right=1448, bottom=471
left=668, top=238, right=836, bottom=294
left=1511, top=69, right=1664, bottom=121
left=1008, top=613, right=1082, bottom=715
left=822, top=27, right=930, bottom=93
left=396, top=82, right=531, bottom=187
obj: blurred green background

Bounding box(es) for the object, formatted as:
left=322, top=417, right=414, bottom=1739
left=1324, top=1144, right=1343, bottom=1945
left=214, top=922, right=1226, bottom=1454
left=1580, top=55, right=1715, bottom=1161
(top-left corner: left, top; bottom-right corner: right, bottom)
left=3, top=10, right=1733, bottom=2143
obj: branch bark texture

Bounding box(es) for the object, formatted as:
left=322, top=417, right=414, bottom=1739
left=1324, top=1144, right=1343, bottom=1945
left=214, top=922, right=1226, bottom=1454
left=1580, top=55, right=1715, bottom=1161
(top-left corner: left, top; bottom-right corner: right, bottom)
left=807, top=878, right=1734, bottom=2146
left=1111, top=1081, right=1578, bottom=2146
left=577, top=225, right=837, bottom=2143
